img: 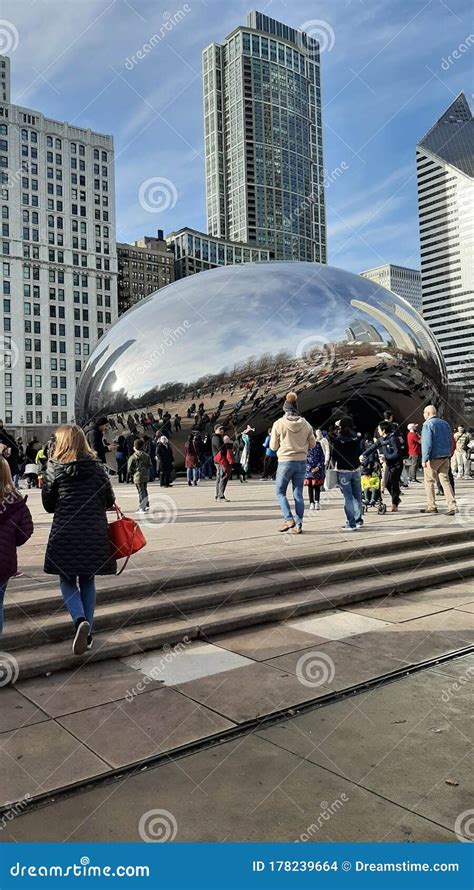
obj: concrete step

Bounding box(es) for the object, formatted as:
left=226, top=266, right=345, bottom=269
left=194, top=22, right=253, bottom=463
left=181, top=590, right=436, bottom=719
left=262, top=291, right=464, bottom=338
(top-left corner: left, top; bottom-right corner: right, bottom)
left=4, top=525, right=471, bottom=620
left=8, top=555, right=474, bottom=681
left=3, top=540, right=472, bottom=650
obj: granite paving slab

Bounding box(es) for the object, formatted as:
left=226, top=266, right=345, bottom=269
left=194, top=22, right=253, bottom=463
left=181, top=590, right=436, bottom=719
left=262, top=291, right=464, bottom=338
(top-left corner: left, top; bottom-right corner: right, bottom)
left=122, top=640, right=254, bottom=685
left=176, top=661, right=332, bottom=723
left=16, top=660, right=164, bottom=718
left=0, top=687, right=49, bottom=735
left=257, top=667, right=473, bottom=785
left=58, top=687, right=235, bottom=768
left=0, top=732, right=457, bottom=843
left=265, top=639, right=403, bottom=691
left=342, top=624, right=470, bottom=664
left=0, top=720, right=109, bottom=807
left=287, top=610, right=390, bottom=640
left=390, top=609, right=474, bottom=642
left=207, top=622, right=323, bottom=661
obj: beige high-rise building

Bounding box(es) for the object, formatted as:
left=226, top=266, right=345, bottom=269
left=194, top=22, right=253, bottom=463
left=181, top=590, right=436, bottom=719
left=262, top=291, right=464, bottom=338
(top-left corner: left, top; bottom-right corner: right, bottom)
left=117, top=230, right=174, bottom=314
left=360, top=264, right=422, bottom=313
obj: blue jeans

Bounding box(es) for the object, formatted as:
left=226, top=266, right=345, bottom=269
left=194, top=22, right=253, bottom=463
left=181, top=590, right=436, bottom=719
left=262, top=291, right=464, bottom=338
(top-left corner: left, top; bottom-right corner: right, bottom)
left=187, top=468, right=198, bottom=483
left=60, top=575, right=96, bottom=630
left=0, top=581, right=7, bottom=637
left=275, top=460, right=306, bottom=527
left=337, top=470, right=363, bottom=528
left=199, top=457, right=213, bottom=479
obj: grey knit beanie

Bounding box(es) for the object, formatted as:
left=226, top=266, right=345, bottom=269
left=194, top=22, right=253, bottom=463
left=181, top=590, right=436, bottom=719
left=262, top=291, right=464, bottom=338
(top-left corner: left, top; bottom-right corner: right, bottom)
left=283, top=391, right=299, bottom=415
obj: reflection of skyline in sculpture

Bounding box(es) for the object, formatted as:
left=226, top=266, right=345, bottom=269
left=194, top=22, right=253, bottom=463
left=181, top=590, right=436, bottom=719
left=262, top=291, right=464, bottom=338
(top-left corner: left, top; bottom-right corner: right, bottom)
left=75, top=262, right=448, bottom=466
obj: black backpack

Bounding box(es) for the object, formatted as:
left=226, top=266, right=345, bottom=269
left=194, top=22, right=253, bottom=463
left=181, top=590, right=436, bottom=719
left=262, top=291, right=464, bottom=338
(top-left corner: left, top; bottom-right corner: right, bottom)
left=383, top=433, right=402, bottom=464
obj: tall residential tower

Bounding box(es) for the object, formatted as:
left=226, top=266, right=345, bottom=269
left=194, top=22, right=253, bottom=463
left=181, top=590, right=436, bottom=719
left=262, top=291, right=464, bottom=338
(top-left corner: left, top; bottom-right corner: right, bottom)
left=416, top=93, right=474, bottom=416
left=203, top=10, right=326, bottom=263
left=0, top=55, right=118, bottom=434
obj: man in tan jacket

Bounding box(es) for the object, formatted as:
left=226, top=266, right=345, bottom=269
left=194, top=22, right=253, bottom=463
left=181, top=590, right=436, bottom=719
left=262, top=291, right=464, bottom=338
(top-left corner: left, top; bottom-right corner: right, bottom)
left=270, top=392, right=316, bottom=534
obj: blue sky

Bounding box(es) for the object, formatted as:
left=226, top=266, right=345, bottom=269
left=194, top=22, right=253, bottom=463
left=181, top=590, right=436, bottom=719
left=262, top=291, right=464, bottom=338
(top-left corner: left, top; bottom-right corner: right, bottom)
left=4, top=0, right=473, bottom=272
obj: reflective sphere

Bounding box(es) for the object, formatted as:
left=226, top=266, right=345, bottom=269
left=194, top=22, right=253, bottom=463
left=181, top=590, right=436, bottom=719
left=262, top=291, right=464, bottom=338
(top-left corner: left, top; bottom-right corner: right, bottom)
left=76, top=261, right=447, bottom=466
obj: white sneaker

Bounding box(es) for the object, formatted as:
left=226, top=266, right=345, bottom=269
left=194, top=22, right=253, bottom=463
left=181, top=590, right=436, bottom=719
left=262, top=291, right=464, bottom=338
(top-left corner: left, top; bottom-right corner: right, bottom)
left=309, top=502, right=315, bottom=511
left=341, top=525, right=357, bottom=531
left=135, top=508, right=145, bottom=514
left=315, top=503, right=321, bottom=511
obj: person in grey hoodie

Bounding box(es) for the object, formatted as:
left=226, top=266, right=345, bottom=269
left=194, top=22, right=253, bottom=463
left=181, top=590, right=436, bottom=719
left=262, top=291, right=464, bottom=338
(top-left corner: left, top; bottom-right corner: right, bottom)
left=270, top=392, right=315, bottom=534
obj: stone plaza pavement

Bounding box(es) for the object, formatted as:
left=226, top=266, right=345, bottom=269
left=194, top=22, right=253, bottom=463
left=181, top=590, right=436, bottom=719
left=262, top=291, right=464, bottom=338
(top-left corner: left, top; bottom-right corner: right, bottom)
left=0, top=478, right=473, bottom=824
left=2, top=653, right=472, bottom=843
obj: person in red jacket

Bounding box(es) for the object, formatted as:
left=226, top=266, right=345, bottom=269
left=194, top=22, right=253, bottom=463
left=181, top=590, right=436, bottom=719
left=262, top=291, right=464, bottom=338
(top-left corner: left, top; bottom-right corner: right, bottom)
left=407, top=423, right=422, bottom=482
left=0, top=456, right=34, bottom=638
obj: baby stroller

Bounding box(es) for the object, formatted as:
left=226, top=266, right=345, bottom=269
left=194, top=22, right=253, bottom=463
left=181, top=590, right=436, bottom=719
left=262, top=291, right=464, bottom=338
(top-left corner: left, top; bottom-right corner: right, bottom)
left=361, top=459, right=387, bottom=514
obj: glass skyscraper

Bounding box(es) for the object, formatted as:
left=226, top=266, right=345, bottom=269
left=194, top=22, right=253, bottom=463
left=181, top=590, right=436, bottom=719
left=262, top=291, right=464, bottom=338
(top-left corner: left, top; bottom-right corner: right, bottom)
left=203, top=10, right=326, bottom=263
left=416, top=93, right=474, bottom=417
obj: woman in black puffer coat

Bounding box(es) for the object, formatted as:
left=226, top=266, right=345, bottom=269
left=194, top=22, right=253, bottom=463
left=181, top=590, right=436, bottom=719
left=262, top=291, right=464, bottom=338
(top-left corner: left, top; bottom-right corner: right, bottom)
left=42, top=424, right=116, bottom=656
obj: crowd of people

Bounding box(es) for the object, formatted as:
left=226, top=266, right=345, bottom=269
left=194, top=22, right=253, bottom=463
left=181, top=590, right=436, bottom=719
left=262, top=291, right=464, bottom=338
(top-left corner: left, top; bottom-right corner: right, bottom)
left=267, top=396, right=470, bottom=533
left=0, top=401, right=472, bottom=655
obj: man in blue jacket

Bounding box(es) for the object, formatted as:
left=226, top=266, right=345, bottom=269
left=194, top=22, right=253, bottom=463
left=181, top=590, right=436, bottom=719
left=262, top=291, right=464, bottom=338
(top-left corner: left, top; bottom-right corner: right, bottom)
left=420, top=405, right=456, bottom=515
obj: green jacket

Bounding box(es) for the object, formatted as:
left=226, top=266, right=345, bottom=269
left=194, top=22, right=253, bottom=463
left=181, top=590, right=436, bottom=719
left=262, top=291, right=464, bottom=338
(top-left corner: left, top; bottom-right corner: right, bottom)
left=127, top=450, right=150, bottom=484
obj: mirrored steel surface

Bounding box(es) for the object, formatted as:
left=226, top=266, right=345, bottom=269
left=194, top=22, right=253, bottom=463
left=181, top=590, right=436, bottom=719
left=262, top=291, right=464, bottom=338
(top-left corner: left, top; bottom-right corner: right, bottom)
left=76, top=261, right=448, bottom=464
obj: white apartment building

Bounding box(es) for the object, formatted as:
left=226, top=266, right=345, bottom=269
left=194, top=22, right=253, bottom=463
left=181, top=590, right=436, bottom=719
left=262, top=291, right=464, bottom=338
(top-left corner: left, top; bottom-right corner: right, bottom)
left=416, top=93, right=474, bottom=416
left=0, top=55, right=118, bottom=435
left=360, top=264, right=422, bottom=313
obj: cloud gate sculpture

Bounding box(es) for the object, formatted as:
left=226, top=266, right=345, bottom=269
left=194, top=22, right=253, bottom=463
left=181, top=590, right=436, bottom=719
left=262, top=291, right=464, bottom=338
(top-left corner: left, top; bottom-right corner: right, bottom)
left=76, top=261, right=448, bottom=466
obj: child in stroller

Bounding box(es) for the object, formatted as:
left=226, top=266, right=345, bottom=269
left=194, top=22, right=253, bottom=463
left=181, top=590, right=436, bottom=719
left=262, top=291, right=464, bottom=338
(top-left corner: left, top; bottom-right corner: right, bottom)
left=361, top=462, right=386, bottom=514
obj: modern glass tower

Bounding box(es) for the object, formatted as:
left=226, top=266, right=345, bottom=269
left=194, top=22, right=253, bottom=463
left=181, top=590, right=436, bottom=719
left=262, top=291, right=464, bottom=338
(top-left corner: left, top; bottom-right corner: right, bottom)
left=203, top=10, right=326, bottom=263
left=416, top=93, right=474, bottom=416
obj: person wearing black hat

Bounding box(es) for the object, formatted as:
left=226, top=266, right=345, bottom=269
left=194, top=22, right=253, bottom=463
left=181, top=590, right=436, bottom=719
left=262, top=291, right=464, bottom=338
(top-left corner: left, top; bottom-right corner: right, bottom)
left=84, top=417, right=117, bottom=464
left=270, top=392, right=315, bottom=534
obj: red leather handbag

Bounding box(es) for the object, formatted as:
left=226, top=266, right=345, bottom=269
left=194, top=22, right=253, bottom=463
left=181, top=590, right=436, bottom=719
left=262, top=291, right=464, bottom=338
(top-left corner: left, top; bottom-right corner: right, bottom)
left=108, top=505, right=147, bottom=575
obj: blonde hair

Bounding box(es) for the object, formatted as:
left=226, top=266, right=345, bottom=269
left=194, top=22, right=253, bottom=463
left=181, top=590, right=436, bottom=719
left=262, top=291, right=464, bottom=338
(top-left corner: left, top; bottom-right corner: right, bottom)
left=0, top=455, right=19, bottom=502
left=51, top=424, right=95, bottom=463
